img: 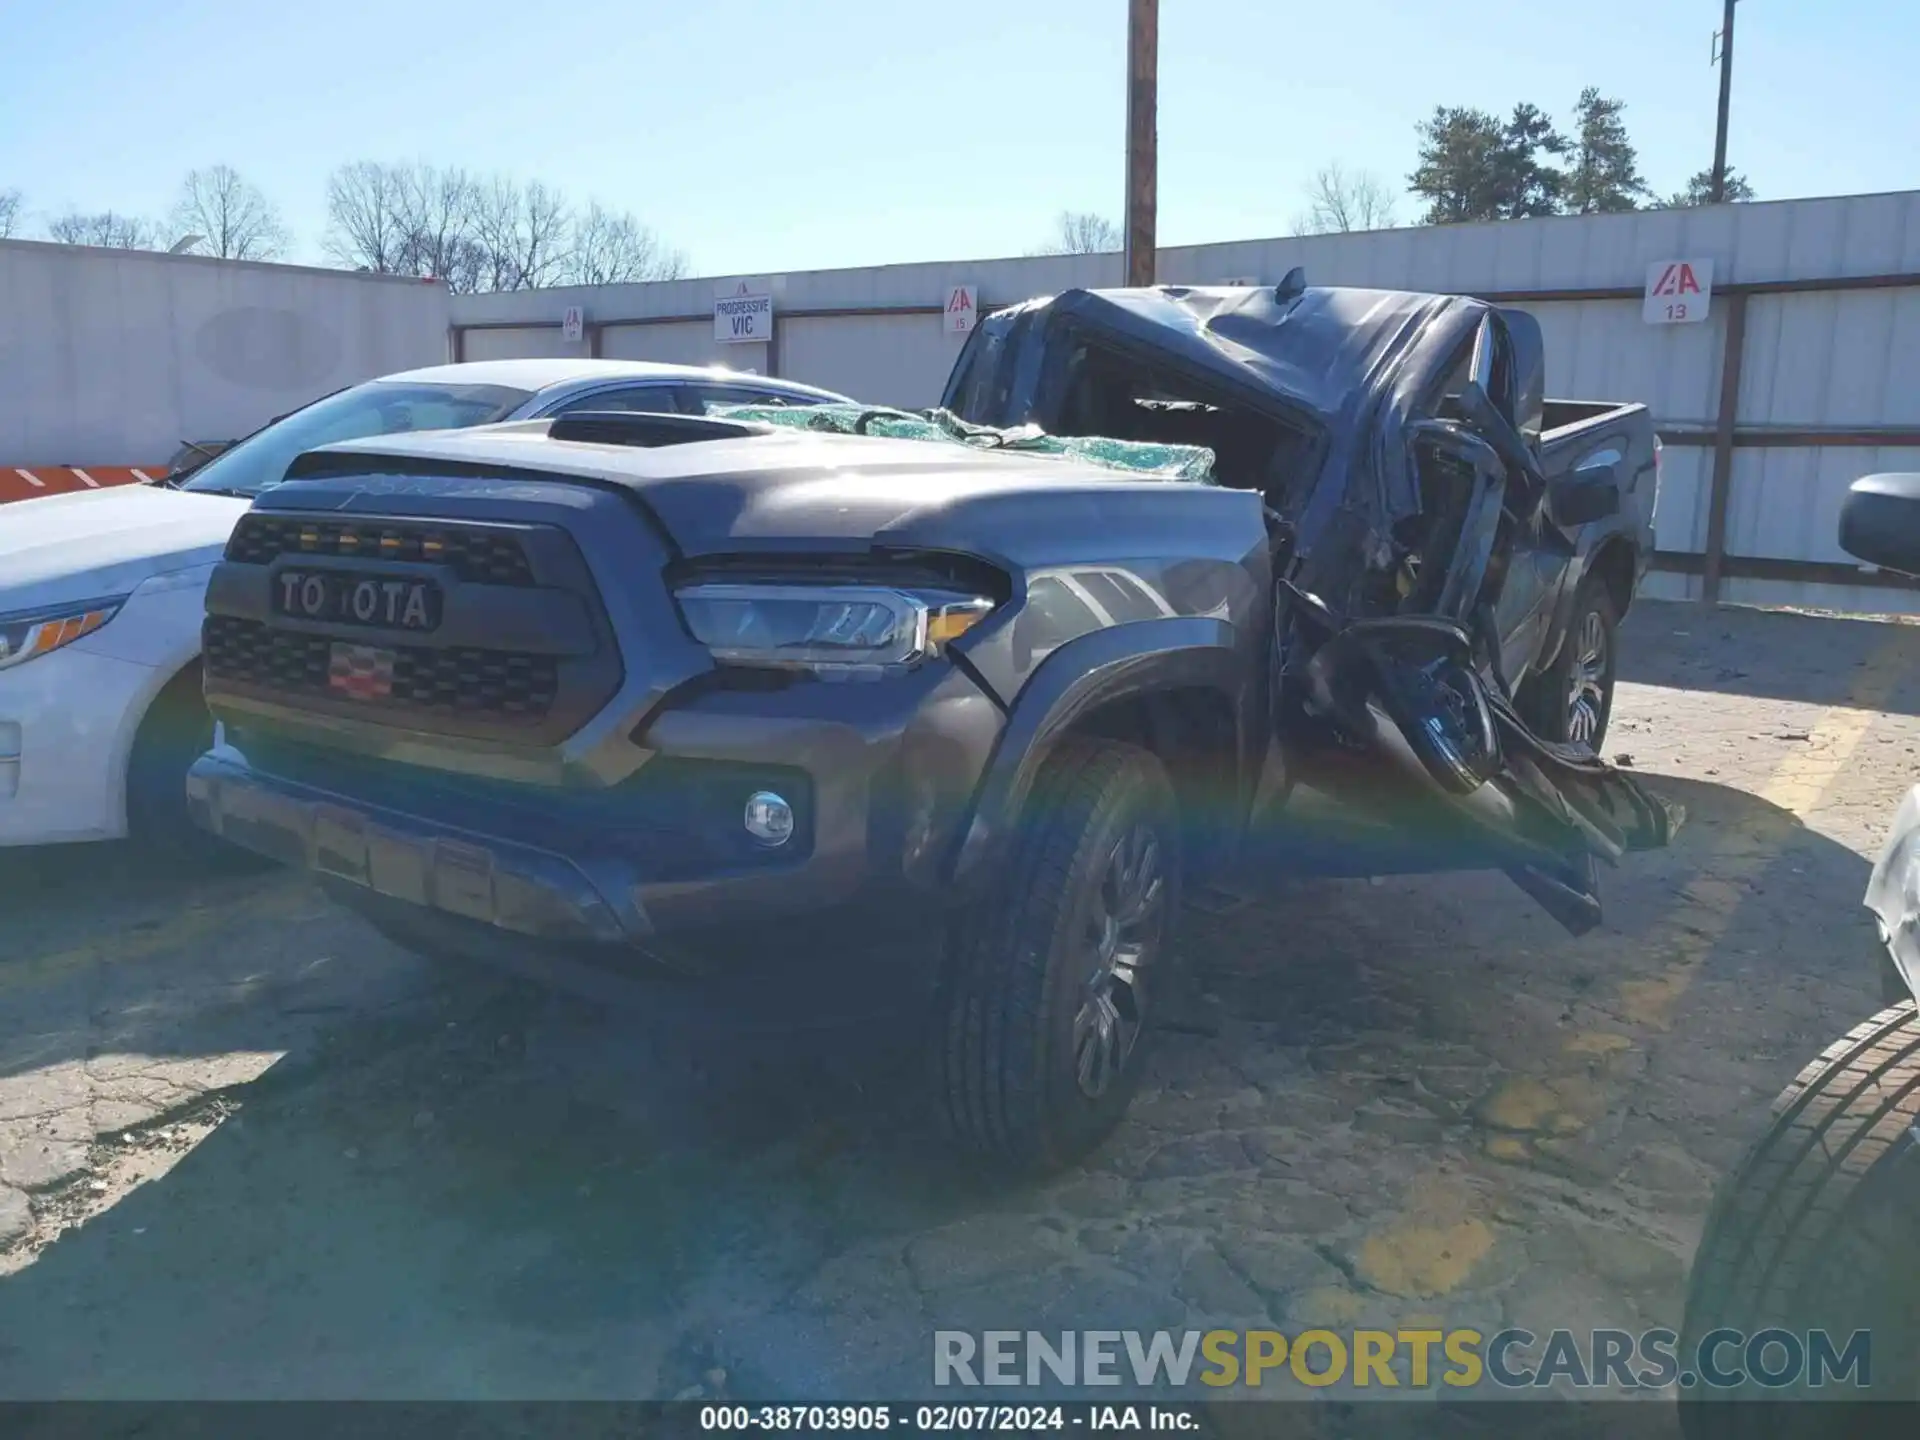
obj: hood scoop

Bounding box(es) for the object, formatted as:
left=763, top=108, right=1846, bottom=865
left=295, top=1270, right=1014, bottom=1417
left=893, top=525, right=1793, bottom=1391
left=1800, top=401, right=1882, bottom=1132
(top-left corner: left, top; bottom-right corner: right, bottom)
left=545, top=412, right=767, bottom=449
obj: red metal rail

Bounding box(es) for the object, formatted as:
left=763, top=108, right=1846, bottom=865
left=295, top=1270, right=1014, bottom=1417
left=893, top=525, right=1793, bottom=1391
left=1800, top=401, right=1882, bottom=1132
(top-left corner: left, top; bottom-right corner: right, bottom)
left=0, top=465, right=166, bottom=504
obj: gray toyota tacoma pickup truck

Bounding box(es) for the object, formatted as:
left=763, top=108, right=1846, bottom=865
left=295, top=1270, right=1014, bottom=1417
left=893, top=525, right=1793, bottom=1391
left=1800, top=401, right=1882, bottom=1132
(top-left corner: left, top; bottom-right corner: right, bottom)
left=187, top=280, right=1675, bottom=1170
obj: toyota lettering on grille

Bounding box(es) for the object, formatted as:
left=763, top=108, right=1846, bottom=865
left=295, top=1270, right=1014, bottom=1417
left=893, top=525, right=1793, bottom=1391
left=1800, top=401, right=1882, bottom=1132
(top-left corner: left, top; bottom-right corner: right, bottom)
left=328, top=643, right=396, bottom=701
left=276, top=570, right=441, bottom=631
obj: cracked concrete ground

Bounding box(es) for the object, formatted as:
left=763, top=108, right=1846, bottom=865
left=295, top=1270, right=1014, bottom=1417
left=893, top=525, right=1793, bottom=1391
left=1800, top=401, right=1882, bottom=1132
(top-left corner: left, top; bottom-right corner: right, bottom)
left=0, top=599, right=1914, bottom=1414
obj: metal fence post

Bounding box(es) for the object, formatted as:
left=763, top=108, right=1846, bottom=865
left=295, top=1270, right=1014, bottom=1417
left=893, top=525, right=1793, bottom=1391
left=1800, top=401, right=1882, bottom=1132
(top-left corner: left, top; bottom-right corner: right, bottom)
left=1700, top=289, right=1750, bottom=605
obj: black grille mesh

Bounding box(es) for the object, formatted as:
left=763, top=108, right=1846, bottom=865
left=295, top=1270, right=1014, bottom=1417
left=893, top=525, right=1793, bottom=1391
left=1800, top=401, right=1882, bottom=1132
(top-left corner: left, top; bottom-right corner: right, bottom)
left=226, top=515, right=534, bottom=586
left=204, top=615, right=558, bottom=721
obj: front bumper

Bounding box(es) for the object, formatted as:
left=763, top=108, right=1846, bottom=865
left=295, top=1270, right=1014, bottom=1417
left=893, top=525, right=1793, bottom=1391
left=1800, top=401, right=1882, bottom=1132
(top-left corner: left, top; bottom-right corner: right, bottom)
left=0, top=644, right=167, bottom=845
left=188, top=659, right=1005, bottom=958
left=189, top=745, right=654, bottom=942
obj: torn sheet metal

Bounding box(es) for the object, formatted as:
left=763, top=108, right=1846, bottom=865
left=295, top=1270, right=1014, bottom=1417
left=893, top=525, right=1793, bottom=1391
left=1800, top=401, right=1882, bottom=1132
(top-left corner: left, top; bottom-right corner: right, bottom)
left=1294, top=612, right=1679, bottom=935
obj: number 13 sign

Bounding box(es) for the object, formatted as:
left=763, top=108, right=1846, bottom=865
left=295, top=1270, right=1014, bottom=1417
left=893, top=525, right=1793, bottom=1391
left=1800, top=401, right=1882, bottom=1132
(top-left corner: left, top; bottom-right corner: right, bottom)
left=1644, top=258, right=1714, bottom=325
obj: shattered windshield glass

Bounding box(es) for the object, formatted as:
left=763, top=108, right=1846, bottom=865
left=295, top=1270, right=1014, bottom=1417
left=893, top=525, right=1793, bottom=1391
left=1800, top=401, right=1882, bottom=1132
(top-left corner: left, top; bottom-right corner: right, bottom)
left=707, top=402, right=1218, bottom=483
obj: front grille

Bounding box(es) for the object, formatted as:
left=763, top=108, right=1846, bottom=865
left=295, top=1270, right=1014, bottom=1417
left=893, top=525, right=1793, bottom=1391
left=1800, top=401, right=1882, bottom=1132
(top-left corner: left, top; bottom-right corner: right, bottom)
left=204, top=615, right=558, bottom=721
left=226, top=515, right=535, bottom=586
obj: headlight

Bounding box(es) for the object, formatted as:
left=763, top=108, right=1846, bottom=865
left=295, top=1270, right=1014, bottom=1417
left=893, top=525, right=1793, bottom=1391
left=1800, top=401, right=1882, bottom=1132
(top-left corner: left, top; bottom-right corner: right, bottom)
left=0, top=597, right=127, bottom=671
left=674, top=583, right=993, bottom=673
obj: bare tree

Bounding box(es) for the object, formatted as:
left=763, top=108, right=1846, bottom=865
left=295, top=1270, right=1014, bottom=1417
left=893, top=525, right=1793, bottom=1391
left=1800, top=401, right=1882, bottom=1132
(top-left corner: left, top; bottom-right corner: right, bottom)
left=392, top=164, right=480, bottom=289
left=322, top=160, right=687, bottom=291
left=0, top=190, right=21, bottom=240
left=325, top=161, right=492, bottom=288
left=47, top=210, right=158, bottom=249
left=1033, top=210, right=1121, bottom=255
left=1291, top=163, right=1399, bottom=235
left=323, top=161, right=411, bottom=272
left=471, top=177, right=571, bottom=290
left=564, top=202, right=688, bottom=285
left=169, top=164, right=288, bottom=260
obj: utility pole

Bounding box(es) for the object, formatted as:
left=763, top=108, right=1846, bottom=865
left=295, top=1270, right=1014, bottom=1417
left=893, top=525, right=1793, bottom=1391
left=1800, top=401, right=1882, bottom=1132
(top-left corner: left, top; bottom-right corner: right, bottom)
left=1709, top=0, right=1737, bottom=203
left=1123, top=0, right=1158, bottom=286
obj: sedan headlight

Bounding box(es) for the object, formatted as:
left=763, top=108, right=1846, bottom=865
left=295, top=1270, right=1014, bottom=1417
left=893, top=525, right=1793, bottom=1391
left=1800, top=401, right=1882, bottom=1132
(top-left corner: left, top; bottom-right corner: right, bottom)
left=0, top=597, right=127, bottom=671
left=674, top=583, right=993, bottom=673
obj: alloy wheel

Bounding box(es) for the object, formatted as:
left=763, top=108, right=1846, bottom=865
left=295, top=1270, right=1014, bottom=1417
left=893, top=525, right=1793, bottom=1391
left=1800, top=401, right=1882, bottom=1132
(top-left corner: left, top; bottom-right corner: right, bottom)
left=1071, top=821, right=1166, bottom=1098
left=1566, top=607, right=1610, bottom=747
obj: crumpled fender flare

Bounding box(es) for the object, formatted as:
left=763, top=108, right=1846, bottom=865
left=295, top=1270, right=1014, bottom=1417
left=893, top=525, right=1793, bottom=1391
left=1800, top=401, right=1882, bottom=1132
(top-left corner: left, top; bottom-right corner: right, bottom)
left=946, top=615, right=1245, bottom=887
left=1537, top=528, right=1639, bottom=677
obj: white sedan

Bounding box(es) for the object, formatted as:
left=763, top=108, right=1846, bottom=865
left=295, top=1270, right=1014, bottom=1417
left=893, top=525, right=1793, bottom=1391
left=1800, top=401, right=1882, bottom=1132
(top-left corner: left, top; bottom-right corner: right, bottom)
left=0, top=358, right=849, bottom=848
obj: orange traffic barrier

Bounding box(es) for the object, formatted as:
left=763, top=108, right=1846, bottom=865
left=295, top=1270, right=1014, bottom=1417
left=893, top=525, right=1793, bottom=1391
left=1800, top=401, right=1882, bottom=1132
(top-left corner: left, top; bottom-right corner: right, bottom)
left=0, top=466, right=167, bottom=504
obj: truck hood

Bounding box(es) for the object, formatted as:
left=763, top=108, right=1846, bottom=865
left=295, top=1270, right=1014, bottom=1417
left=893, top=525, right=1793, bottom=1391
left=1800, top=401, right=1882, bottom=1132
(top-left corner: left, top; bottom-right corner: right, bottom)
left=0, top=485, right=248, bottom=612
left=275, top=425, right=1267, bottom=568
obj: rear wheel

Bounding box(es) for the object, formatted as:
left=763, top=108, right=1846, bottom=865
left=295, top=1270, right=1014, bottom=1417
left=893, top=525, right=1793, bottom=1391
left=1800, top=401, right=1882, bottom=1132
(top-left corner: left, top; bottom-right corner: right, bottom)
left=933, top=739, right=1180, bottom=1173
left=1524, top=578, right=1617, bottom=751
left=1679, top=1002, right=1920, bottom=1436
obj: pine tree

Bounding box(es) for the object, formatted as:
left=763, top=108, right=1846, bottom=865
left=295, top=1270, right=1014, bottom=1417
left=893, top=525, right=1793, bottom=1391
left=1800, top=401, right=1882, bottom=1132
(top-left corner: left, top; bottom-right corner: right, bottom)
left=1662, top=168, right=1758, bottom=207
left=1564, top=89, right=1650, bottom=213
left=1409, top=104, right=1567, bottom=224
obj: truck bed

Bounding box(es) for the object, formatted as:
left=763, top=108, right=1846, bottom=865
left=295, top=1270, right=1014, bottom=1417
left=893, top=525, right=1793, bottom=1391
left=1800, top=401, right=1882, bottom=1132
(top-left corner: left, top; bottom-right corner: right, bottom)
left=1543, top=398, right=1647, bottom=442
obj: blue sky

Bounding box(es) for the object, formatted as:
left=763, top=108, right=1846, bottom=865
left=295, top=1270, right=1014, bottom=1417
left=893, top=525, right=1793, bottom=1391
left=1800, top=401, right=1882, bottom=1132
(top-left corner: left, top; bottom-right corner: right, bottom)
left=2, top=0, right=1914, bottom=276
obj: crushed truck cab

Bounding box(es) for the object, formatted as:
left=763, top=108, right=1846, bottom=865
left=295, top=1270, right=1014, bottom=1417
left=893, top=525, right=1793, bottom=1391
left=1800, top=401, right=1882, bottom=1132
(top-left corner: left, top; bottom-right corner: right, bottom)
left=188, top=281, right=1677, bottom=1171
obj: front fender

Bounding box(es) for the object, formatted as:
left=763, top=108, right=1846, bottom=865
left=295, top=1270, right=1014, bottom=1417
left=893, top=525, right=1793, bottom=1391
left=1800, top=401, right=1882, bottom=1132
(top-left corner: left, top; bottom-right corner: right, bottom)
left=947, top=616, right=1247, bottom=886
left=71, top=563, right=217, bottom=833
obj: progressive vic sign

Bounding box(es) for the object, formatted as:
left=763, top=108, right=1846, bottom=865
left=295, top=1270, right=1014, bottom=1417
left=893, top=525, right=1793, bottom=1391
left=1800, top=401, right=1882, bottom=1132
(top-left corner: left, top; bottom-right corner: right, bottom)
left=715, top=281, right=774, bottom=344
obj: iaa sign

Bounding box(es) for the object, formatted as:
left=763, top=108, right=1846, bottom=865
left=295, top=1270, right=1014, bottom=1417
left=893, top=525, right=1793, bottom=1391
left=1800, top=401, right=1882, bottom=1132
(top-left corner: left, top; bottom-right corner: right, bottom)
left=1643, top=259, right=1714, bottom=325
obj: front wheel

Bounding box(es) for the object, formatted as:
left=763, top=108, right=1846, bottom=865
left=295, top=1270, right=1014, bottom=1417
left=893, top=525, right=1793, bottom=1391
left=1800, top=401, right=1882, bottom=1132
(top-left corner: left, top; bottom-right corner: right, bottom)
left=1679, top=1002, right=1920, bottom=1436
left=933, top=739, right=1180, bottom=1173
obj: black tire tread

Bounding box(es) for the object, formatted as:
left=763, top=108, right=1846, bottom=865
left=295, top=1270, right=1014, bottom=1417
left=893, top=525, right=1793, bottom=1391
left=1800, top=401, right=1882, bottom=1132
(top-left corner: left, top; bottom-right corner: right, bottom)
left=934, top=738, right=1171, bottom=1171
left=1681, top=1002, right=1920, bottom=1431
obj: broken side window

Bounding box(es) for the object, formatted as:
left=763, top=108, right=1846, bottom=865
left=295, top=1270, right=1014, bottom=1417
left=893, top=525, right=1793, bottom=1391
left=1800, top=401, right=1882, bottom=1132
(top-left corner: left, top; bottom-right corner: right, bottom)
left=1048, top=338, right=1313, bottom=511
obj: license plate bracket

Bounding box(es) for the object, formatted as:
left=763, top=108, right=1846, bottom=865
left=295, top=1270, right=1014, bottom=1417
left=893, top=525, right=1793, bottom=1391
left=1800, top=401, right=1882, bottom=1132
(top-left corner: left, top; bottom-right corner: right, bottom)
left=328, top=642, right=398, bottom=701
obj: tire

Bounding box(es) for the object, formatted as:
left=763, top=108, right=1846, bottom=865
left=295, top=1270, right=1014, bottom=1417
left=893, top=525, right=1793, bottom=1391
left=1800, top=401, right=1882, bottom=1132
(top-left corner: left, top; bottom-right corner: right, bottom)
left=933, top=738, right=1181, bottom=1173
left=1679, top=1002, right=1920, bottom=1437
left=124, top=662, right=239, bottom=860
left=1524, top=578, right=1618, bottom=751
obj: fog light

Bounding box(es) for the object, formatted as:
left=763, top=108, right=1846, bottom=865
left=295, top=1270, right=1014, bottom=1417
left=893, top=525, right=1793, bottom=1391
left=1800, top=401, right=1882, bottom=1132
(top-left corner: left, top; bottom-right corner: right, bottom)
left=743, top=790, right=794, bottom=847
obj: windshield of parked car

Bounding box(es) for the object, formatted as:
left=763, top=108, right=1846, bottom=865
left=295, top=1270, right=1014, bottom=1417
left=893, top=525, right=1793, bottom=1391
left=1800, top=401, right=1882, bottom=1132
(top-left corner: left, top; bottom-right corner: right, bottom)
left=176, top=380, right=533, bottom=497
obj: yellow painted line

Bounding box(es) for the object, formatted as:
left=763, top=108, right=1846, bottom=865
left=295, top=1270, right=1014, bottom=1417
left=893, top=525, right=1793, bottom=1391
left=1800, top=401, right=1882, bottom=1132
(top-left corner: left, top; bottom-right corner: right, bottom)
left=1611, top=656, right=1903, bottom=1035
left=1353, top=625, right=1914, bottom=1300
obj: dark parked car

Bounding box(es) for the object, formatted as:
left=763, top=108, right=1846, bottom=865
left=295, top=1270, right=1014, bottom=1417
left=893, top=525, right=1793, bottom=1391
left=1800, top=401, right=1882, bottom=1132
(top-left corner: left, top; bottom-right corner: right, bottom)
left=186, top=281, right=1675, bottom=1169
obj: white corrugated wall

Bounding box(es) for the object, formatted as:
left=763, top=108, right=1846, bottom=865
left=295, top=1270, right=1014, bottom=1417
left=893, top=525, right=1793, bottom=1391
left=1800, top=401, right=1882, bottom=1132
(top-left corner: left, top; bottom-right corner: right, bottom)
left=0, top=239, right=451, bottom=467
